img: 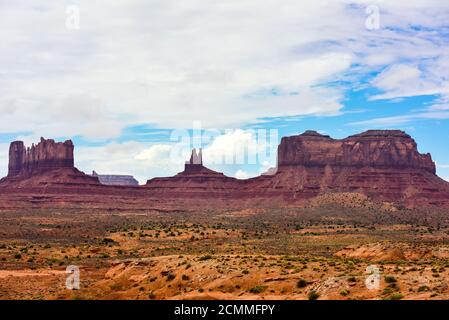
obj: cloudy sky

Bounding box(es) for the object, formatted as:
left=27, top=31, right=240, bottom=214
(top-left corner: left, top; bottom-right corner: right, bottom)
left=1, top=0, right=449, bottom=183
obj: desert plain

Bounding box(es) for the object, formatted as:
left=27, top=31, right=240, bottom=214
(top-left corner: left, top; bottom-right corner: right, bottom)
left=1, top=194, right=449, bottom=300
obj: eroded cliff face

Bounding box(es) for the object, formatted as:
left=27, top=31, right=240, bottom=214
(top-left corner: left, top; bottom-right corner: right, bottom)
left=245, top=130, right=447, bottom=206
left=7, top=138, right=74, bottom=178
left=2, top=137, right=99, bottom=187
left=278, top=130, right=436, bottom=174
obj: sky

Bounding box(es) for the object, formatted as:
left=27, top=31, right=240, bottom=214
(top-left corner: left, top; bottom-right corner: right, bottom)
left=0, top=0, right=449, bottom=183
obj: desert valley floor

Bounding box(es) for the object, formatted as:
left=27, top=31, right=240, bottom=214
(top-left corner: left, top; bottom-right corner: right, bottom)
left=1, top=198, right=449, bottom=300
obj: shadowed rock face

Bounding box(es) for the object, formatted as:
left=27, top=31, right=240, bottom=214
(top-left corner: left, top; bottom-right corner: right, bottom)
left=278, top=130, right=436, bottom=174
left=7, top=138, right=74, bottom=178
left=8, top=141, right=26, bottom=177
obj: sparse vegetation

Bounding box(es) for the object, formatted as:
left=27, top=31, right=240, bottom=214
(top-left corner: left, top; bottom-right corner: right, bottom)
left=417, top=285, right=430, bottom=292
left=384, top=276, right=397, bottom=283
left=1, top=206, right=449, bottom=300
left=297, top=279, right=308, bottom=288
left=308, top=291, right=320, bottom=300
left=166, top=273, right=176, bottom=281
left=384, top=293, right=404, bottom=300
left=249, top=286, right=267, bottom=294
left=340, top=289, right=349, bottom=297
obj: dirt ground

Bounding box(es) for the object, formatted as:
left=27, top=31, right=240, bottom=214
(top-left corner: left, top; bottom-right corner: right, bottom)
left=1, top=204, right=449, bottom=300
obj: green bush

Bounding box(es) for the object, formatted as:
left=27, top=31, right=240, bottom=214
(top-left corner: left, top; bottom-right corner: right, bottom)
left=102, top=238, right=115, bottom=244
left=308, top=291, right=320, bottom=300
left=249, top=286, right=267, bottom=294
left=384, top=293, right=404, bottom=300
left=382, top=287, right=394, bottom=295
left=148, top=292, right=156, bottom=299
left=166, top=273, right=176, bottom=281
left=340, top=289, right=349, bottom=296
left=417, top=285, right=430, bottom=292
left=297, top=279, right=308, bottom=288
left=384, top=275, right=397, bottom=283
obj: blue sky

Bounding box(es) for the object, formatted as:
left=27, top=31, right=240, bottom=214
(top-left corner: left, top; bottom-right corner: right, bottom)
left=0, top=1, right=448, bottom=183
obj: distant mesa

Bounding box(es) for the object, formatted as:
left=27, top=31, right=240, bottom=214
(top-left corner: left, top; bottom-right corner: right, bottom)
left=91, top=171, right=139, bottom=186
left=261, top=167, right=277, bottom=176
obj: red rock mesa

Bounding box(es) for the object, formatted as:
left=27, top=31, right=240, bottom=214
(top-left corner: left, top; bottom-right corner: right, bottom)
left=91, top=171, right=139, bottom=186
left=249, top=130, right=448, bottom=206
left=1, top=137, right=98, bottom=186
left=8, top=138, right=74, bottom=178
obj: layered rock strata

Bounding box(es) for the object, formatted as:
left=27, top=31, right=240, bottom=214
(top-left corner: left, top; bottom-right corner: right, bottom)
left=1, top=137, right=98, bottom=186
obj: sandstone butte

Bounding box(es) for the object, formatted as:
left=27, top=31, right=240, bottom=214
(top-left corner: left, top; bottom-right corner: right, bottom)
left=0, top=130, right=448, bottom=208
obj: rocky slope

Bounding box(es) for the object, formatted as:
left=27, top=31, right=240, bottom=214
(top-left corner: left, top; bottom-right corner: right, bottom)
left=145, top=149, right=242, bottom=195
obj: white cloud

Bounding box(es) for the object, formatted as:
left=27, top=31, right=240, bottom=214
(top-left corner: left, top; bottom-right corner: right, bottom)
left=135, top=144, right=174, bottom=162
left=0, top=143, right=9, bottom=179
left=370, top=57, right=449, bottom=101
left=204, top=129, right=258, bottom=165
left=372, top=64, right=421, bottom=95
left=203, top=129, right=277, bottom=167
left=0, top=1, right=357, bottom=137
left=2, top=0, right=449, bottom=140
left=234, top=170, right=249, bottom=180
left=437, top=163, right=449, bottom=169
left=349, top=110, right=449, bottom=127
left=260, top=161, right=276, bottom=174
